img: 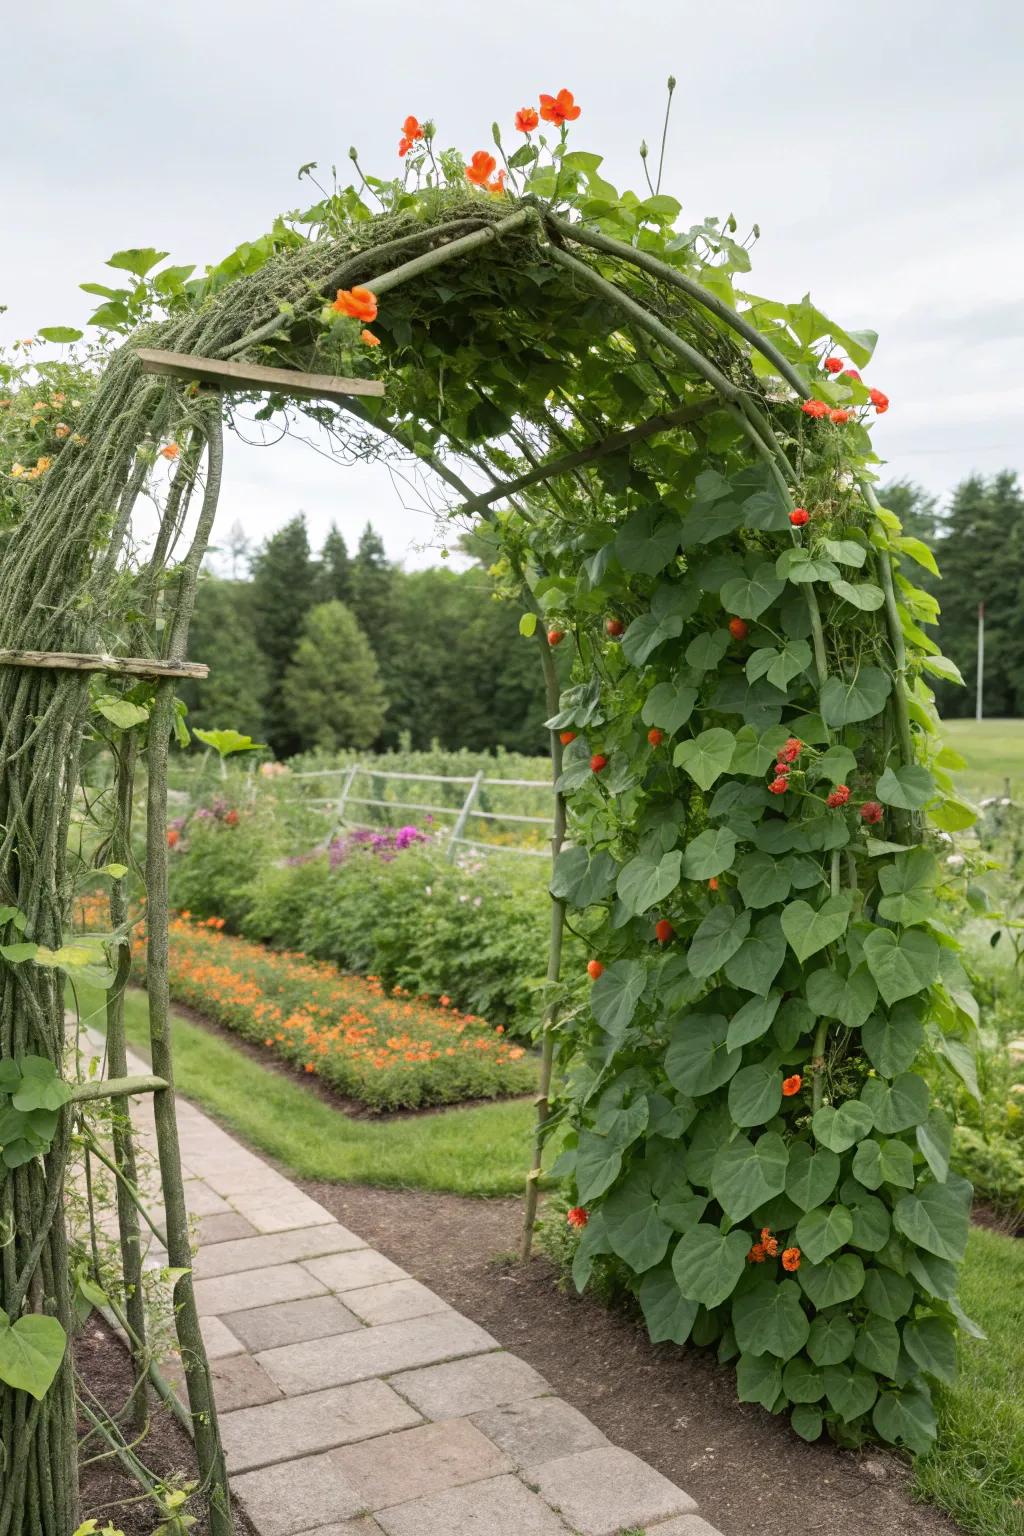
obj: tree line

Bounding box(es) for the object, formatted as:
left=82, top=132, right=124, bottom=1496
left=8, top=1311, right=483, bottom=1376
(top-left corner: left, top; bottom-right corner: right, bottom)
left=179, top=516, right=551, bottom=757
left=182, top=470, right=1024, bottom=758
left=881, top=471, right=1024, bottom=718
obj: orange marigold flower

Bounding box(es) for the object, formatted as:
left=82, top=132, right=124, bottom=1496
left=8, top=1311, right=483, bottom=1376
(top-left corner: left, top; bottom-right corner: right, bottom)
left=360, top=329, right=381, bottom=347
left=332, top=286, right=378, bottom=322
left=782, top=1074, right=803, bottom=1097
left=801, top=398, right=829, bottom=419
left=567, top=1206, right=589, bottom=1229
left=515, top=106, right=539, bottom=133
left=539, top=88, right=581, bottom=126
left=160, top=443, right=180, bottom=460
left=782, top=1247, right=801, bottom=1272
left=465, top=150, right=497, bottom=186
left=829, top=408, right=852, bottom=424
left=747, top=1242, right=767, bottom=1263
left=764, top=1236, right=779, bottom=1257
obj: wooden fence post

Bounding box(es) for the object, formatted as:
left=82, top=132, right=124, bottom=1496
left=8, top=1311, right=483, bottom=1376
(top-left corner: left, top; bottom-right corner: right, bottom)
left=447, top=770, right=484, bottom=861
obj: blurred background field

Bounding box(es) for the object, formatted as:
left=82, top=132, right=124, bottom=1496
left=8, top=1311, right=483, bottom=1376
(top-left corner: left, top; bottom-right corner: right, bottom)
left=944, top=719, right=1024, bottom=801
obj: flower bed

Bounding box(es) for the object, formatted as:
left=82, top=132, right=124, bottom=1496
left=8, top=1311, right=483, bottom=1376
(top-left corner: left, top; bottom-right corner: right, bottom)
left=135, top=914, right=534, bottom=1112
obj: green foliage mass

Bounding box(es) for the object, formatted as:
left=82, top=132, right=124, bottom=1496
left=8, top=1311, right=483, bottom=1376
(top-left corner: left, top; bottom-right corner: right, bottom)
left=282, top=599, right=387, bottom=751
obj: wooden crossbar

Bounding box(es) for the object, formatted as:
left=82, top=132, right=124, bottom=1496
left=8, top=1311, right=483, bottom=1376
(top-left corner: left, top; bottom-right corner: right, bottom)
left=0, top=650, right=208, bottom=680
left=136, top=347, right=385, bottom=404
left=70, top=1074, right=169, bottom=1104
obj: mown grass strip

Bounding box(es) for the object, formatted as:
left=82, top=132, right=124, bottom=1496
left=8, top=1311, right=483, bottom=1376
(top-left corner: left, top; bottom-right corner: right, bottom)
left=73, top=982, right=552, bottom=1199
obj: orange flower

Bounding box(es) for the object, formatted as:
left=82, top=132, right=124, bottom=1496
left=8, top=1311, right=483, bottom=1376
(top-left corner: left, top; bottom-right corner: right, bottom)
left=160, top=443, right=180, bottom=460
left=465, top=150, right=497, bottom=186
left=782, top=1074, right=802, bottom=1097
left=402, top=115, right=424, bottom=141
left=54, top=422, right=71, bottom=438
left=166, top=828, right=180, bottom=848
left=332, top=286, right=378, bottom=322
left=764, top=1235, right=779, bottom=1257
left=539, top=89, right=581, bottom=126
left=399, top=137, right=414, bottom=157
left=304, top=1062, right=315, bottom=1073
left=487, top=170, right=507, bottom=196
left=747, top=1242, right=767, bottom=1264
left=567, top=1207, right=589, bottom=1229
left=782, top=1247, right=801, bottom=1272
left=360, top=329, right=381, bottom=347
left=515, top=107, right=539, bottom=133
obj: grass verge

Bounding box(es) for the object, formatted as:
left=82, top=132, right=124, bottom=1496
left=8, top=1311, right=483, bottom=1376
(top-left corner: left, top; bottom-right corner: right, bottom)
left=73, top=982, right=550, bottom=1198
left=911, top=1225, right=1024, bottom=1535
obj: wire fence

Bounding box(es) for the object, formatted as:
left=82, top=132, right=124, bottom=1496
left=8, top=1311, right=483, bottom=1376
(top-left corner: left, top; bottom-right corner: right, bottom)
left=288, top=763, right=554, bottom=858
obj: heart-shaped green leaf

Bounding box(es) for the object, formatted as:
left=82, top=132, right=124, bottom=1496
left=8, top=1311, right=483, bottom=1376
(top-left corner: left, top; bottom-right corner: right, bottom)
left=711, top=1131, right=789, bottom=1221
left=733, top=1279, right=810, bottom=1360
left=673, top=728, right=736, bottom=790
left=672, top=1224, right=750, bottom=1308
left=781, top=894, right=853, bottom=963
left=862, top=928, right=939, bottom=1006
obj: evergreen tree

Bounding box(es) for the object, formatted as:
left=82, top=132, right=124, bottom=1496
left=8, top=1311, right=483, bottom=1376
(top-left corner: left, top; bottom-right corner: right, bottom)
left=250, top=515, right=316, bottom=754
left=314, top=523, right=352, bottom=605
left=282, top=601, right=387, bottom=751
left=178, top=577, right=270, bottom=739
left=349, top=523, right=395, bottom=639
left=931, top=472, right=1024, bottom=718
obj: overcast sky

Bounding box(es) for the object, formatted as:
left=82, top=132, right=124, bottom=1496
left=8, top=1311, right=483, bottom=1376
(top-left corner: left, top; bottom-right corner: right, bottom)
left=2, top=0, right=1020, bottom=568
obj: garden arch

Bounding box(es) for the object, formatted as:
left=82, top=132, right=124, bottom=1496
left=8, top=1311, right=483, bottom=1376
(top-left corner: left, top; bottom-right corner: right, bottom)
left=0, top=145, right=976, bottom=1533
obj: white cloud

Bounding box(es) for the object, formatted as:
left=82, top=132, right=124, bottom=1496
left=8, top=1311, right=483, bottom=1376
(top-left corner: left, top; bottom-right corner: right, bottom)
left=3, top=0, right=1019, bottom=546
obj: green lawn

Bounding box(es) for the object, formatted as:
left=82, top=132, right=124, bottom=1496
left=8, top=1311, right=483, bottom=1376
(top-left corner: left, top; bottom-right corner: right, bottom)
left=72, top=982, right=550, bottom=1198
left=73, top=981, right=1024, bottom=1535
left=912, top=1226, right=1024, bottom=1535
left=942, top=717, right=1024, bottom=802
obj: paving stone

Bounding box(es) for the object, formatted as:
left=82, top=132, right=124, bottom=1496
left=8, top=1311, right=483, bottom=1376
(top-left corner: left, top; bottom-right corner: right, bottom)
left=197, top=1211, right=257, bottom=1245
left=182, top=1179, right=231, bottom=1216
left=471, top=1395, right=608, bottom=1469
left=342, top=1279, right=450, bottom=1327
left=229, top=1191, right=335, bottom=1233
left=257, top=1313, right=498, bottom=1395
left=194, top=1223, right=365, bottom=1279
left=304, top=1249, right=408, bottom=1292
left=645, top=1516, right=726, bottom=1536
left=374, top=1474, right=568, bottom=1536
left=389, top=1352, right=551, bottom=1421
left=219, top=1379, right=421, bottom=1473
left=532, top=1445, right=697, bottom=1536
left=332, top=1416, right=511, bottom=1511
left=209, top=1352, right=282, bottom=1412
left=225, top=1294, right=363, bottom=1352
left=301, top=1523, right=384, bottom=1536
left=193, top=1262, right=325, bottom=1318
left=199, top=1313, right=244, bottom=1361
left=231, top=1451, right=365, bottom=1536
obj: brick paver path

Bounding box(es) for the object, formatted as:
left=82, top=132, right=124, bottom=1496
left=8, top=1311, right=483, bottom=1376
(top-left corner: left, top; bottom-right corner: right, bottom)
left=88, top=1038, right=724, bottom=1536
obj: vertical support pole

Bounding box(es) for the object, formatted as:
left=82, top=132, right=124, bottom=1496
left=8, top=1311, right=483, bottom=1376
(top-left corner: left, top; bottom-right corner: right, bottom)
left=520, top=630, right=567, bottom=1261
left=105, top=739, right=149, bottom=1434
left=447, top=770, right=484, bottom=862
left=146, top=682, right=234, bottom=1536
left=976, top=601, right=985, bottom=722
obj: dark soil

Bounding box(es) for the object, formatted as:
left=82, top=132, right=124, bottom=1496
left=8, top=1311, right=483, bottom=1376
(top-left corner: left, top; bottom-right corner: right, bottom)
left=298, top=1180, right=963, bottom=1536
left=76, top=1316, right=258, bottom=1536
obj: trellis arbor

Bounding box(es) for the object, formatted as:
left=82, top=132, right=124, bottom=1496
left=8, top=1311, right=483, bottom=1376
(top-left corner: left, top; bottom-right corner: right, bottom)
left=0, top=98, right=978, bottom=1529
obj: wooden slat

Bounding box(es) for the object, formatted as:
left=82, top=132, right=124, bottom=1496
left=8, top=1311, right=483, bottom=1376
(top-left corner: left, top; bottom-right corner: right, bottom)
left=136, top=347, right=385, bottom=403
left=0, top=650, right=209, bottom=680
